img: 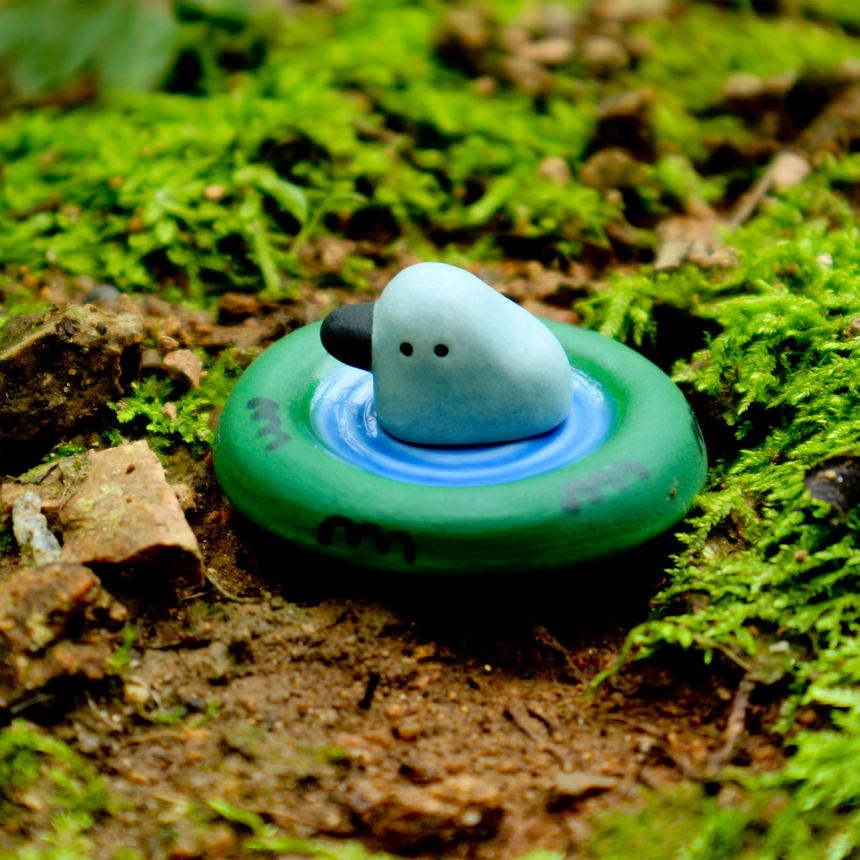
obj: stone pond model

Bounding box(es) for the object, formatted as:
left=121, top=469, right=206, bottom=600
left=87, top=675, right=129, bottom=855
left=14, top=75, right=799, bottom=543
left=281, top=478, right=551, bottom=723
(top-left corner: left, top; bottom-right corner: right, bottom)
left=214, top=262, right=708, bottom=574
left=321, top=263, right=574, bottom=446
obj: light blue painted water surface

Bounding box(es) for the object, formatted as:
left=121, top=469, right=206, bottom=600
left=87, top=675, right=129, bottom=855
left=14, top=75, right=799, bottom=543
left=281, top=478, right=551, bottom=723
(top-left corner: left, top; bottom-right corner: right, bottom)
left=310, top=364, right=614, bottom=487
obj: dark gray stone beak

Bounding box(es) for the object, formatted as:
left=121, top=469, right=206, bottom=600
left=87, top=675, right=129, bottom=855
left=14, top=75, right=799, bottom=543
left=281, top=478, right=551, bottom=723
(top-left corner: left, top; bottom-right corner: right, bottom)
left=320, top=302, right=374, bottom=371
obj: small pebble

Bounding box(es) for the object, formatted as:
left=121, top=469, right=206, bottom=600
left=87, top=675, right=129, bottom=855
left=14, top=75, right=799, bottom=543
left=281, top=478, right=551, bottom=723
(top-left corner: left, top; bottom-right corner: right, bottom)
left=204, top=184, right=226, bottom=201
left=396, top=720, right=425, bottom=741
left=771, top=151, right=811, bottom=191
left=164, top=349, right=203, bottom=389
left=515, top=37, right=574, bottom=66
left=157, top=332, right=180, bottom=353
left=123, top=681, right=151, bottom=706
left=12, top=491, right=61, bottom=568
left=581, top=36, right=628, bottom=70
left=723, top=72, right=764, bottom=100
left=538, top=156, right=571, bottom=186
left=83, top=283, right=120, bottom=304
left=551, top=771, right=618, bottom=798
left=141, top=348, right=163, bottom=372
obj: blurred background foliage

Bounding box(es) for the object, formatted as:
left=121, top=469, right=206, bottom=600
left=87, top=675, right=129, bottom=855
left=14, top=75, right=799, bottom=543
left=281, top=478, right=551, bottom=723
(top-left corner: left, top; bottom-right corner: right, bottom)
left=1, top=0, right=860, bottom=303
left=0, top=0, right=275, bottom=99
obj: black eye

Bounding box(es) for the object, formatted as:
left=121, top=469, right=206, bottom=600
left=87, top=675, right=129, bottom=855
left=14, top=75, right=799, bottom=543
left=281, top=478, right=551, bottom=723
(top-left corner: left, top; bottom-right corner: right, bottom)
left=434, top=344, right=448, bottom=357
left=400, top=342, right=413, bottom=356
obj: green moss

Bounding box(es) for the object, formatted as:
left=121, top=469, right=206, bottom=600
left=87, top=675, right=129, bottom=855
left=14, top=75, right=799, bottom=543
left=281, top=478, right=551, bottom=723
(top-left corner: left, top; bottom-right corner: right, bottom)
left=632, top=5, right=858, bottom=113
left=585, top=174, right=860, bottom=722
left=585, top=711, right=860, bottom=859
left=106, top=347, right=243, bottom=454
left=0, top=720, right=110, bottom=859
left=0, top=0, right=617, bottom=301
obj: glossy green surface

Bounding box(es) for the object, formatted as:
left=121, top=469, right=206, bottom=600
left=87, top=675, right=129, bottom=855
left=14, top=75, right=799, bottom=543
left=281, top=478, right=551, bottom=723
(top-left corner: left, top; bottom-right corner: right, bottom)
left=214, top=320, right=707, bottom=574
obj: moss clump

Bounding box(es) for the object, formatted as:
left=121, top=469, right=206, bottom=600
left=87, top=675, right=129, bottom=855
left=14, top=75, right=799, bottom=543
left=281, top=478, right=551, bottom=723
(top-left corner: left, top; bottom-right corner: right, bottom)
left=106, top=347, right=243, bottom=454
left=0, top=720, right=110, bottom=859
left=586, top=712, right=860, bottom=859
left=587, top=183, right=860, bottom=719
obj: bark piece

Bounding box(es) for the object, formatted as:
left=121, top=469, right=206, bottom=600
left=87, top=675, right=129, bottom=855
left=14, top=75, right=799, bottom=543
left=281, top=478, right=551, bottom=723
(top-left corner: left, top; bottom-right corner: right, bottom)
left=0, top=303, right=143, bottom=443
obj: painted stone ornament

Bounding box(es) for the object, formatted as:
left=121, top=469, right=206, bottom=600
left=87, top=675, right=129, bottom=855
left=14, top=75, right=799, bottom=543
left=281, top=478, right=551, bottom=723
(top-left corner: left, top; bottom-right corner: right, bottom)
left=322, top=263, right=573, bottom=445
left=214, top=263, right=708, bottom=574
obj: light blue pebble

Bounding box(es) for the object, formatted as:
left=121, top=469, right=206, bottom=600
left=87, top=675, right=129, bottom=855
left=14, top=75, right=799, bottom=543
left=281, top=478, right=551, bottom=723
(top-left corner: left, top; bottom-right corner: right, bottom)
left=371, top=262, right=574, bottom=446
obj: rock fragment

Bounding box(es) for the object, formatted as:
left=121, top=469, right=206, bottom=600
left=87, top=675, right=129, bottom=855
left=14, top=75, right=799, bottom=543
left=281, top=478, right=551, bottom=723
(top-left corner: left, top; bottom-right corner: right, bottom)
left=171, top=482, right=197, bottom=512
left=723, top=72, right=765, bottom=100
left=0, top=303, right=143, bottom=443
left=581, top=36, right=629, bottom=71
left=164, top=349, right=203, bottom=389
left=201, top=315, right=289, bottom=351
left=515, top=37, right=574, bottom=66
left=0, top=561, right=127, bottom=705
left=501, top=55, right=553, bottom=93
left=2, top=441, right=203, bottom=585
left=590, top=0, right=668, bottom=21
left=0, top=562, right=123, bottom=653
left=653, top=215, right=733, bottom=271
left=345, top=774, right=503, bottom=851
left=579, top=148, right=647, bottom=189
left=12, top=490, right=61, bottom=567
left=805, top=457, right=860, bottom=515
left=538, top=156, right=571, bottom=186
left=550, top=771, right=618, bottom=802
left=217, top=293, right=261, bottom=322
left=770, top=151, right=811, bottom=191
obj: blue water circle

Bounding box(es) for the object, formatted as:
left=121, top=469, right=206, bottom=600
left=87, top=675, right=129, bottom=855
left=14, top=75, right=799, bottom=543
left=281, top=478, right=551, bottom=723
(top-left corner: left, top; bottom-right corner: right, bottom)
left=310, top=365, right=614, bottom=487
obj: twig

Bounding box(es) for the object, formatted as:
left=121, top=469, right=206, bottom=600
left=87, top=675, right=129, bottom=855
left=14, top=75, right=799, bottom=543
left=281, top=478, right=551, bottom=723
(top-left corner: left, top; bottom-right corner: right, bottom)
left=152, top=791, right=191, bottom=805
left=9, top=692, right=56, bottom=714
left=530, top=623, right=589, bottom=684
left=205, top=568, right=259, bottom=603
left=86, top=692, right=122, bottom=732
left=607, top=715, right=700, bottom=780
left=505, top=702, right=574, bottom=770
left=123, top=730, right=186, bottom=747
left=358, top=671, right=380, bottom=710
left=705, top=675, right=755, bottom=773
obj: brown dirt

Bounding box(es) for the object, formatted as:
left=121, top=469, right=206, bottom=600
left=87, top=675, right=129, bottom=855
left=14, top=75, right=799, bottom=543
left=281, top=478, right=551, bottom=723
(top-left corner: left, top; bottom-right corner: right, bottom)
left=0, top=266, right=786, bottom=860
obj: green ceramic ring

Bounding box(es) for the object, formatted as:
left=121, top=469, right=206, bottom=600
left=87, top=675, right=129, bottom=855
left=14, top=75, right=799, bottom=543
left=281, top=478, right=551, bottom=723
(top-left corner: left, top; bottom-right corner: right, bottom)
left=214, top=320, right=707, bottom=574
